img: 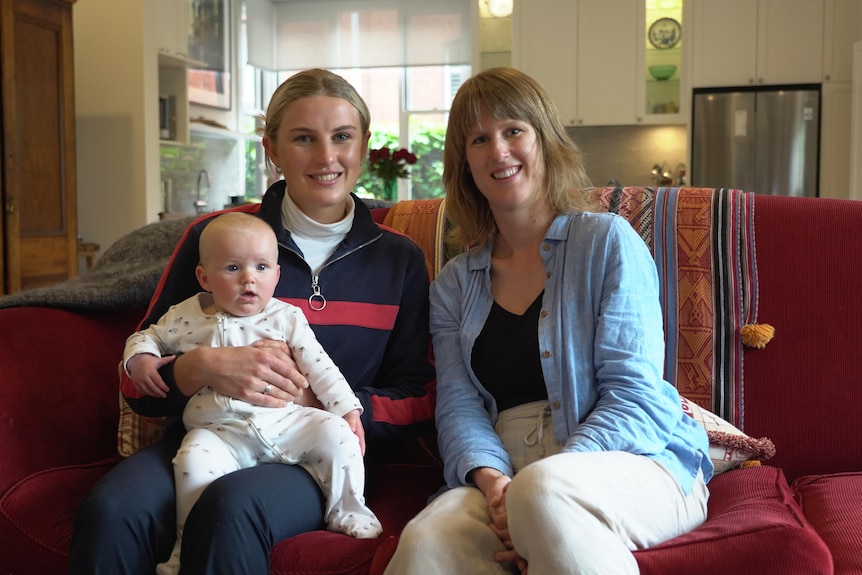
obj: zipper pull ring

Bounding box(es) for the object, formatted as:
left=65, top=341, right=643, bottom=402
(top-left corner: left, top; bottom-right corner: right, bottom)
left=308, top=275, right=327, bottom=311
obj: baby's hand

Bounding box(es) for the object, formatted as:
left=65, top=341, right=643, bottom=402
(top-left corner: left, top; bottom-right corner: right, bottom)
left=127, top=353, right=175, bottom=398
left=343, top=409, right=366, bottom=456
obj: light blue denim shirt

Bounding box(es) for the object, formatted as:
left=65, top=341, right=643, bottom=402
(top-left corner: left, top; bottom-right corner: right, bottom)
left=430, top=211, right=713, bottom=494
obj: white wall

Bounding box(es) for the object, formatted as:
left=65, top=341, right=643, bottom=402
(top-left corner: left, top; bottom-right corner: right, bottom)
left=852, top=40, right=862, bottom=200
left=74, top=0, right=160, bottom=259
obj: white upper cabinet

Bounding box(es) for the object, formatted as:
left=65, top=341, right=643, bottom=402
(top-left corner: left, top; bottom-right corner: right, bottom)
left=513, top=0, right=578, bottom=124
left=158, top=0, right=192, bottom=64
left=575, top=0, right=639, bottom=125
left=514, top=0, right=645, bottom=126
left=514, top=0, right=689, bottom=127
left=692, top=0, right=824, bottom=87
left=822, top=0, right=862, bottom=83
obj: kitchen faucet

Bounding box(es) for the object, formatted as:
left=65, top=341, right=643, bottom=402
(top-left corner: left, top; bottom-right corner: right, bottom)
left=195, top=169, right=210, bottom=214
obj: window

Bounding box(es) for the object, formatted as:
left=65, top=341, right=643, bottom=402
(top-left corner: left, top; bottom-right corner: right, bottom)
left=240, top=0, right=472, bottom=200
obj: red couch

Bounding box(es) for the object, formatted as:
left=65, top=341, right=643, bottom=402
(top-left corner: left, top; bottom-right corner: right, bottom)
left=1, top=187, right=861, bottom=574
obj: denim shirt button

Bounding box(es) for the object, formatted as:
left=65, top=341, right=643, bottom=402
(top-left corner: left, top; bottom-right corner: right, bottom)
left=542, top=350, right=551, bottom=358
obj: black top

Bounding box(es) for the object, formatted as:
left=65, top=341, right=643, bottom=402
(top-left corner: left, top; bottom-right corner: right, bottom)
left=471, top=292, right=548, bottom=412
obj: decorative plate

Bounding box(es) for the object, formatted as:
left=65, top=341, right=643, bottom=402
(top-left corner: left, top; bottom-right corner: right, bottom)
left=648, top=17, right=681, bottom=49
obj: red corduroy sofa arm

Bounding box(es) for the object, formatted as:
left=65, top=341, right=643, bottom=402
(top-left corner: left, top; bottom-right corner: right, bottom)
left=0, top=306, right=141, bottom=494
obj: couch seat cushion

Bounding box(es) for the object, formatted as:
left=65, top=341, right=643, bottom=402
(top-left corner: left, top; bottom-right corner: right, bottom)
left=0, top=457, right=120, bottom=575
left=634, top=465, right=832, bottom=574
left=794, top=472, right=862, bottom=574
left=0, top=459, right=441, bottom=575
left=271, top=463, right=443, bottom=575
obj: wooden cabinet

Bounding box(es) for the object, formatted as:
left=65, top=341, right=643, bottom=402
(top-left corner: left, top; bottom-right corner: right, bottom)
left=0, top=0, right=78, bottom=294
left=692, top=0, right=824, bottom=88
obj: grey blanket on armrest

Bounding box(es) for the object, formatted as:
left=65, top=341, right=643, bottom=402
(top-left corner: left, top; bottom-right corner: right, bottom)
left=0, top=215, right=197, bottom=312
left=0, top=198, right=394, bottom=313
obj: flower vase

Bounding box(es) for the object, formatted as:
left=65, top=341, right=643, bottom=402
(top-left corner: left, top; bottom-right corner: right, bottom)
left=382, top=178, right=398, bottom=202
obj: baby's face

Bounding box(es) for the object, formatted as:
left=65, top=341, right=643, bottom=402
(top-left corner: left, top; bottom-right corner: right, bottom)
left=197, top=230, right=280, bottom=317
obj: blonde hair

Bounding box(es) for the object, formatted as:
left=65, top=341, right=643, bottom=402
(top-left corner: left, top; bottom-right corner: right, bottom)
left=443, top=67, right=594, bottom=250
left=198, top=212, right=276, bottom=266
left=258, top=69, right=371, bottom=174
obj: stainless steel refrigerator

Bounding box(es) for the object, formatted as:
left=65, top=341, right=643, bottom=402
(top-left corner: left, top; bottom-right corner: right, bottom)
left=691, top=86, right=820, bottom=197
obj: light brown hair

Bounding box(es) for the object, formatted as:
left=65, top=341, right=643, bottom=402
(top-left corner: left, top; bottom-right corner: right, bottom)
left=443, top=67, right=594, bottom=249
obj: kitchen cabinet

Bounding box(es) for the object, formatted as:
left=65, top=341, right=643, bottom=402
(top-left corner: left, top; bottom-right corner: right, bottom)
left=575, top=0, right=638, bottom=126
left=513, top=0, right=578, bottom=124
left=819, top=82, right=853, bottom=199
left=514, top=0, right=687, bottom=127
left=691, top=0, right=824, bottom=87
left=822, top=0, right=862, bottom=83
left=159, top=58, right=191, bottom=146
left=158, top=0, right=191, bottom=62
left=158, top=0, right=194, bottom=145
left=0, top=0, right=79, bottom=294
left=639, top=0, right=688, bottom=124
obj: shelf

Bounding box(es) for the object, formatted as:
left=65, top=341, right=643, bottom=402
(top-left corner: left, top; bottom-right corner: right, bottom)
left=158, top=51, right=206, bottom=70
left=189, top=121, right=260, bottom=142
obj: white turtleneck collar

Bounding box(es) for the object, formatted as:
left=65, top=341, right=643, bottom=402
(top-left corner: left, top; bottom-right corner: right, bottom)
left=280, top=190, right=355, bottom=275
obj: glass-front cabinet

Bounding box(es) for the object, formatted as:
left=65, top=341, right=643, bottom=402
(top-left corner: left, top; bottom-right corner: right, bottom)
left=514, top=0, right=688, bottom=126
left=639, top=0, right=686, bottom=123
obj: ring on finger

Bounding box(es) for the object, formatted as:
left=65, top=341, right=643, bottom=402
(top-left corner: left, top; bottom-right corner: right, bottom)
left=263, top=384, right=273, bottom=395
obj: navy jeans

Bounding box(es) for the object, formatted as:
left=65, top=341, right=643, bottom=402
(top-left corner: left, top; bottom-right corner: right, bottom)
left=69, top=420, right=325, bottom=575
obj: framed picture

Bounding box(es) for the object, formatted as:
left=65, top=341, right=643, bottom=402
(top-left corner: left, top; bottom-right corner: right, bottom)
left=188, top=0, right=231, bottom=109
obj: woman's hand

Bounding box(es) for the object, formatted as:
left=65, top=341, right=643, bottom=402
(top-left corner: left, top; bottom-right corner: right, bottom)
left=173, top=340, right=309, bottom=407
left=343, top=409, right=366, bottom=455
left=471, top=468, right=529, bottom=574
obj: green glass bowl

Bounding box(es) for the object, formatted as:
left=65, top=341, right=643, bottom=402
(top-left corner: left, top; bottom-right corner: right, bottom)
left=648, top=65, right=677, bottom=81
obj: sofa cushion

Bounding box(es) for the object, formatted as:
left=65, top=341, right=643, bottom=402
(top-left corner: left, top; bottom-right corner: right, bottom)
left=634, top=465, right=832, bottom=574
left=0, top=459, right=442, bottom=575
left=794, top=473, right=862, bottom=574
left=269, top=463, right=443, bottom=575
left=0, top=457, right=120, bottom=575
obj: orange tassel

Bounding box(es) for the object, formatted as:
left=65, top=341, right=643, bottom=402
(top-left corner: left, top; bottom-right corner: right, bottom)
left=740, top=323, right=775, bottom=349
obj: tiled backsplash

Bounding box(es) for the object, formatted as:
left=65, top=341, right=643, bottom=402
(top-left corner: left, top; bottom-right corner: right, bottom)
left=159, top=133, right=267, bottom=216
left=568, top=124, right=687, bottom=188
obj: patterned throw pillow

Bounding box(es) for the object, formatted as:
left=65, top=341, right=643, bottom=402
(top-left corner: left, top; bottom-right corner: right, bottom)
left=681, top=395, right=776, bottom=474
left=117, top=362, right=166, bottom=457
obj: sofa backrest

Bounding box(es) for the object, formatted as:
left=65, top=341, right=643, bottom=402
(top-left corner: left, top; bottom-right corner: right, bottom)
left=380, top=188, right=753, bottom=420
left=379, top=187, right=862, bottom=481
left=739, top=194, right=862, bottom=481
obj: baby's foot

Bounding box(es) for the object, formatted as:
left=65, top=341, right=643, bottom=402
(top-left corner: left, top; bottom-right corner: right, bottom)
left=328, top=511, right=383, bottom=539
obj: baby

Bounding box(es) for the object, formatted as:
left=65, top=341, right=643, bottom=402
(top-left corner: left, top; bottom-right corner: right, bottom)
left=123, top=212, right=382, bottom=575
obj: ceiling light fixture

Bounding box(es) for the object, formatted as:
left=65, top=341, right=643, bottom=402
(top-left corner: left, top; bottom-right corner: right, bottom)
left=485, top=0, right=513, bottom=18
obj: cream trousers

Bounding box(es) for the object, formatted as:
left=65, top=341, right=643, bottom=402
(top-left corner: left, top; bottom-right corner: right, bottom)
left=385, top=401, right=709, bottom=575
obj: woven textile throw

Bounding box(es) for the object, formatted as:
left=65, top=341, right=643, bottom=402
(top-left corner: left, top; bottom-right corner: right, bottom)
left=588, top=187, right=758, bottom=428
